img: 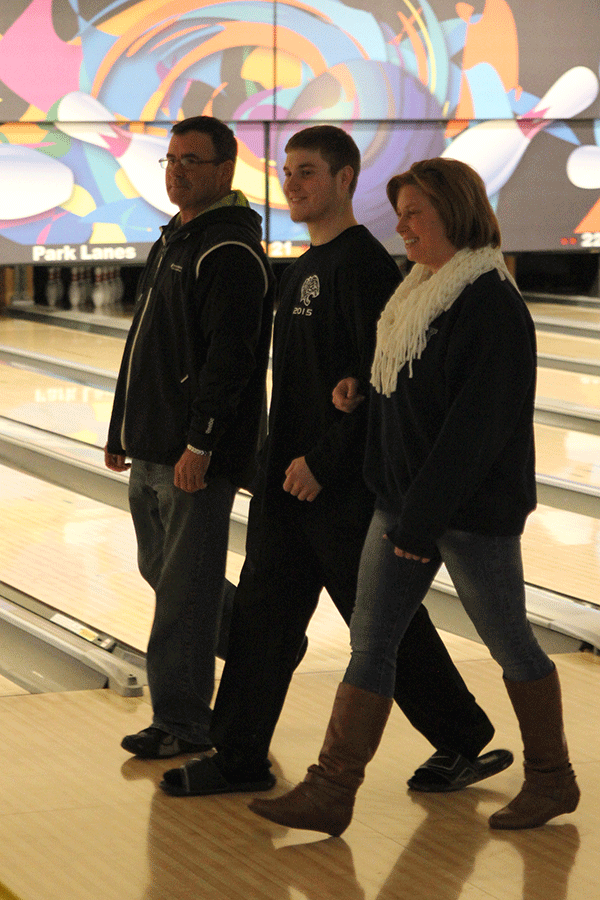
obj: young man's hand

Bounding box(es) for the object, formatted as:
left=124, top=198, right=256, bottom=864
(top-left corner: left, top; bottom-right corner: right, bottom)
left=332, top=377, right=364, bottom=413
left=283, top=456, right=322, bottom=501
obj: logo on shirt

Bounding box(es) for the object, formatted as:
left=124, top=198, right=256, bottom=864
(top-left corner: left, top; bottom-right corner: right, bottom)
left=294, top=274, right=319, bottom=316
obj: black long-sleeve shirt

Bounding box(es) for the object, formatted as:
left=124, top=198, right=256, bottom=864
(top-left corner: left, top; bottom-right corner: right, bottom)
left=264, top=225, right=400, bottom=496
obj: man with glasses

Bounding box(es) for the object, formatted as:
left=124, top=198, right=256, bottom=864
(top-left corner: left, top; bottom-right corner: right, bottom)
left=105, top=116, right=275, bottom=759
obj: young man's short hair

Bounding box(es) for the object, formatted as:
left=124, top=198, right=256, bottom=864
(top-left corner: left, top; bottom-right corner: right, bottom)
left=285, top=125, right=361, bottom=197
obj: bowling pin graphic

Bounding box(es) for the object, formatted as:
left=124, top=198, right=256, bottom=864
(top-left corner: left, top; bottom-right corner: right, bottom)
left=0, top=145, right=74, bottom=219
left=566, top=145, right=600, bottom=189
left=56, top=91, right=178, bottom=217
left=442, top=67, right=599, bottom=196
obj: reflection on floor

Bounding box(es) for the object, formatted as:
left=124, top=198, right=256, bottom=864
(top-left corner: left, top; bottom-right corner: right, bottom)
left=523, top=505, right=600, bottom=606
left=0, top=614, right=597, bottom=900
left=0, top=359, right=112, bottom=445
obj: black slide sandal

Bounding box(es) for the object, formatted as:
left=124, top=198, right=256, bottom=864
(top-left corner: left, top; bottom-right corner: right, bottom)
left=160, top=755, right=276, bottom=797
left=407, top=748, right=514, bottom=793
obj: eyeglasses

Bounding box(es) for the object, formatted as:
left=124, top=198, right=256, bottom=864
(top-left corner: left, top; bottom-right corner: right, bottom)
left=158, top=156, right=221, bottom=170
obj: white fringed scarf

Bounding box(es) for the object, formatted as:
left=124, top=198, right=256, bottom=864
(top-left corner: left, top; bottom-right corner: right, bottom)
left=370, top=246, right=517, bottom=397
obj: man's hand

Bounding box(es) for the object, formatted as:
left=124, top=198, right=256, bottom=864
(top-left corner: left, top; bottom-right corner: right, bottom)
left=283, top=456, right=322, bottom=502
left=332, top=377, right=365, bottom=413
left=104, top=445, right=131, bottom=472
left=174, top=448, right=211, bottom=492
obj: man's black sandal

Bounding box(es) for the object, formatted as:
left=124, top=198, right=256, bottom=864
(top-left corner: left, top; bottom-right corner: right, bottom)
left=407, top=748, right=514, bottom=792
left=160, top=755, right=276, bottom=796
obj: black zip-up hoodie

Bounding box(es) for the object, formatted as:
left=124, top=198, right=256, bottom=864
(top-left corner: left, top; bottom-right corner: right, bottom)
left=107, top=199, right=275, bottom=489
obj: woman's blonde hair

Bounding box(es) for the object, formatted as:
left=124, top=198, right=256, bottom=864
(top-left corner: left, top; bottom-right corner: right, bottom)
left=387, top=157, right=501, bottom=250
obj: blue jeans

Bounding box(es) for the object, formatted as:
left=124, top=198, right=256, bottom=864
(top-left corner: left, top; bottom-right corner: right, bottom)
left=346, top=506, right=553, bottom=697
left=211, top=487, right=495, bottom=765
left=129, top=459, right=236, bottom=743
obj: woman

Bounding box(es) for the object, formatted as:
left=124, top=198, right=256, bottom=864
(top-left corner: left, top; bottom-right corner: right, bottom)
left=249, top=157, right=579, bottom=834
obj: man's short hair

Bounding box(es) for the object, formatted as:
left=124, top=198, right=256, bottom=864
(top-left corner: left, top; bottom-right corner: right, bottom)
left=171, top=116, right=237, bottom=164
left=285, top=125, right=361, bottom=197
left=387, top=157, right=501, bottom=250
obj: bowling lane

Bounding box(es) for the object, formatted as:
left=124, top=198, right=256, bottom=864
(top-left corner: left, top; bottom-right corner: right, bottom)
left=528, top=301, right=600, bottom=337
left=0, top=311, right=275, bottom=423
left=0, top=316, right=124, bottom=373
left=0, top=359, right=112, bottom=448
left=537, top=330, right=600, bottom=376
left=7, top=314, right=600, bottom=375
left=536, top=366, right=600, bottom=419
left=535, top=423, right=600, bottom=491
left=3, top=459, right=599, bottom=662
left=0, top=463, right=244, bottom=653
left=3, top=320, right=600, bottom=491
left=523, top=504, right=600, bottom=608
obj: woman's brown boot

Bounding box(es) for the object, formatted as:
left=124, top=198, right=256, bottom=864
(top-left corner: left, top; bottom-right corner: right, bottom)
left=249, top=682, right=392, bottom=836
left=489, top=667, right=579, bottom=829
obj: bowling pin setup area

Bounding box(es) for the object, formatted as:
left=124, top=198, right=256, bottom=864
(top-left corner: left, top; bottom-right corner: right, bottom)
left=0, top=258, right=598, bottom=900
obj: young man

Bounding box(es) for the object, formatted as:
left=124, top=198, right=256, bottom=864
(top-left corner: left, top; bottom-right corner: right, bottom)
left=160, top=126, right=511, bottom=795
left=105, top=116, right=274, bottom=758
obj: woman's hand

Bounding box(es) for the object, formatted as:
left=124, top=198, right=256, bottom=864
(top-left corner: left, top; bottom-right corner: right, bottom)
left=332, top=377, right=365, bottom=413
left=383, top=534, right=430, bottom=563
left=393, top=546, right=431, bottom=563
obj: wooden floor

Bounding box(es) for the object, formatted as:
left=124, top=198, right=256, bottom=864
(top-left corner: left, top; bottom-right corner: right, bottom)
left=1, top=305, right=600, bottom=898
left=0, top=602, right=598, bottom=900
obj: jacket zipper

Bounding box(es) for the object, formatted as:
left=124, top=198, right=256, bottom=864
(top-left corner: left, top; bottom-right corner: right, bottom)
left=120, top=235, right=168, bottom=450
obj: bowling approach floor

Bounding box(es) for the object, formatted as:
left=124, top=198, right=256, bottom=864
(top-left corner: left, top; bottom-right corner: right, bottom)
left=1, top=302, right=600, bottom=899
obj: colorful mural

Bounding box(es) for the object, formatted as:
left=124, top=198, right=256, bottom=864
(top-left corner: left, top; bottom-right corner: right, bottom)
left=0, top=0, right=598, bottom=261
